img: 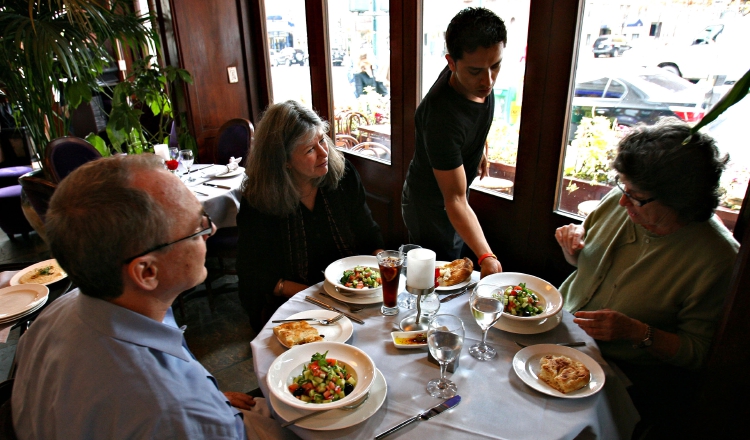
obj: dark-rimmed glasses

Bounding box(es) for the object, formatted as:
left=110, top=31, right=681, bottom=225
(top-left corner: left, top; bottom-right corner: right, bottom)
left=123, top=211, right=214, bottom=264
left=615, top=175, right=656, bottom=207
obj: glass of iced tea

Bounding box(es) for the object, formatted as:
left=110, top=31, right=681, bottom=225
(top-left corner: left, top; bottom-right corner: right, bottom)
left=377, top=250, right=404, bottom=315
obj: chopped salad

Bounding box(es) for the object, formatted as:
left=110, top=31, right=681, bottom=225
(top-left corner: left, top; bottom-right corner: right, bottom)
left=495, top=283, right=544, bottom=316
left=340, top=266, right=381, bottom=289
left=288, top=351, right=357, bottom=403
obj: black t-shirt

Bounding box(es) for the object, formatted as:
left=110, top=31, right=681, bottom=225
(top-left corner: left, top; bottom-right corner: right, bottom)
left=404, top=65, right=494, bottom=205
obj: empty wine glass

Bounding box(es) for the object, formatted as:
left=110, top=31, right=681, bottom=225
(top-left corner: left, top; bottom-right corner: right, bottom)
left=426, top=314, right=464, bottom=398
left=469, top=284, right=504, bottom=361
left=169, top=146, right=179, bottom=160
left=397, top=244, right=421, bottom=309
left=179, top=149, right=195, bottom=182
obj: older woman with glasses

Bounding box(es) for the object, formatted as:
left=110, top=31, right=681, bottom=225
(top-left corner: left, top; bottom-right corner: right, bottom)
left=237, top=101, right=384, bottom=332
left=555, top=117, right=739, bottom=436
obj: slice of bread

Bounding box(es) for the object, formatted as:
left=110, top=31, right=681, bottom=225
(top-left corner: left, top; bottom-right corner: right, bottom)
left=273, top=321, right=322, bottom=347
left=538, top=354, right=591, bottom=394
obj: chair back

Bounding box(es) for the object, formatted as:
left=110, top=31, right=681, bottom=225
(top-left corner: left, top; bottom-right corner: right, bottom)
left=215, top=119, right=253, bottom=167
left=351, top=141, right=391, bottom=161
left=18, top=173, right=57, bottom=223
left=44, top=136, right=102, bottom=183
left=0, top=379, right=17, bottom=440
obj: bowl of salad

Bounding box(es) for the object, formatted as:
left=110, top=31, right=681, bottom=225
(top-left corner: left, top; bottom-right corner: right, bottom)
left=478, top=272, right=563, bottom=322
left=324, top=256, right=383, bottom=296
left=266, top=342, right=376, bottom=411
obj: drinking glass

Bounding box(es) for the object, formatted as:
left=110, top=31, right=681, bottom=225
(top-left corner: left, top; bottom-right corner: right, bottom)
left=179, top=149, right=195, bottom=182
left=426, top=314, right=464, bottom=398
left=169, top=146, right=179, bottom=160
left=469, top=284, right=505, bottom=361
left=377, top=250, right=404, bottom=315
left=397, top=244, right=421, bottom=309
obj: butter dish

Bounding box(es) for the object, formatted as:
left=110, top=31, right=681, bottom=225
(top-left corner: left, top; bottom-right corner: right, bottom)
left=391, top=330, right=428, bottom=349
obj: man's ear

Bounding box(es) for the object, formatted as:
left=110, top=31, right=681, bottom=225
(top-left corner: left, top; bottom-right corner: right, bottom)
left=124, top=257, right=159, bottom=291
left=446, top=54, right=457, bottom=72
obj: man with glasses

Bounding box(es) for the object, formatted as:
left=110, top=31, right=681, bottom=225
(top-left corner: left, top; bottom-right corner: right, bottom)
left=12, top=155, right=293, bottom=439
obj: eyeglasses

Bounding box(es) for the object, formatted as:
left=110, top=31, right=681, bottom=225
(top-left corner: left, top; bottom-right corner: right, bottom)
left=614, top=175, right=656, bottom=207
left=123, top=211, right=214, bottom=264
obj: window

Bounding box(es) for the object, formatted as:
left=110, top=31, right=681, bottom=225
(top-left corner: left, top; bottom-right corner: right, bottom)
left=264, top=0, right=312, bottom=106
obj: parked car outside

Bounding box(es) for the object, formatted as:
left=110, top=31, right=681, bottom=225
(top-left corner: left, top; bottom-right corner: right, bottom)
left=592, top=35, right=631, bottom=57
left=331, top=48, right=345, bottom=66
left=570, top=68, right=712, bottom=140
left=274, top=47, right=308, bottom=66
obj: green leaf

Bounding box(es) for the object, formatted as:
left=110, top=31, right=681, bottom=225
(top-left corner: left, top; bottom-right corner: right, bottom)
left=85, top=134, right=110, bottom=157
left=690, top=68, right=750, bottom=135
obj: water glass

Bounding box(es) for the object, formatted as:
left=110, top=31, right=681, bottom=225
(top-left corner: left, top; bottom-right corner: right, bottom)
left=377, top=250, right=404, bottom=315
left=397, top=244, right=421, bottom=309
left=179, top=149, right=195, bottom=182
left=426, top=314, right=464, bottom=398
left=469, top=284, right=504, bottom=361
left=169, top=146, right=179, bottom=160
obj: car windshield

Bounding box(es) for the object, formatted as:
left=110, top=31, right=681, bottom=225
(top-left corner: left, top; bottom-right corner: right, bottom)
left=631, top=73, right=692, bottom=95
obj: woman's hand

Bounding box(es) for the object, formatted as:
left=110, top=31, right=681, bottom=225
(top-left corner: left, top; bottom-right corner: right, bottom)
left=573, top=309, right=644, bottom=342
left=223, top=391, right=256, bottom=410
left=555, top=224, right=585, bottom=266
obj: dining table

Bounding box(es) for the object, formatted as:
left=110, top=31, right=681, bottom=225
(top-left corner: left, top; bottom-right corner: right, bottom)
left=250, top=271, right=640, bottom=440
left=178, top=164, right=245, bottom=228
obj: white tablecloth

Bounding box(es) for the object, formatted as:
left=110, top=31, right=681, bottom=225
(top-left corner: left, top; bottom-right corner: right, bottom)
left=180, top=165, right=244, bottom=229
left=250, top=273, right=640, bottom=439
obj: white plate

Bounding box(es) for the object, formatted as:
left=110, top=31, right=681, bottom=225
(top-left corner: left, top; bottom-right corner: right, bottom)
left=0, top=296, right=47, bottom=324
left=434, top=261, right=473, bottom=291
left=513, top=344, right=605, bottom=398
left=211, top=166, right=245, bottom=178
left=323, top=276, right=408, bottom=305
left=0, top=284, right=49, bottom=319
left=266, top=341, right=376, bottom=411
left=391, top=330, right=427, bottom=349
left=493, top=310, right=562, bottom=334
left=271, top=368, right=387, bottom=430
left=479, top=272, right=563, bottom=322
left=324, top=256, right=383, bottom=296
left=275, top=310, right=354, bottom=349
left=10, top=259, right=67, bottom=286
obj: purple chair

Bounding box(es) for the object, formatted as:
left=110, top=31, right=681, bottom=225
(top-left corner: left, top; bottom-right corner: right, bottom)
left=0, top=166, right=33, bottom=188
left=44, top=136, right=102, bottom=184
left=214, top=118, right=253, bottom=167
left=0, top=185, right=33, bottom=240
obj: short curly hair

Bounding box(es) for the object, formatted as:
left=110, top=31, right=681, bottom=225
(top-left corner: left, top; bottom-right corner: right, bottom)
left=612, top=117, right=729, bottom=223
left=445, top=7, right=507, bottom=61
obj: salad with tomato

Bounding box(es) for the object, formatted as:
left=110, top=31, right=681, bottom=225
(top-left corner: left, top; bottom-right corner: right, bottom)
left=495, top=283, right=544, bottom=316
left=340, top=266, right=381, bottom=289
left=288, top=351, right=357, bottom=403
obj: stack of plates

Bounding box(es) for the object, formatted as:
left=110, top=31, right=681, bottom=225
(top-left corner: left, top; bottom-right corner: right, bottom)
left=0, top=284, right=49, bottom=325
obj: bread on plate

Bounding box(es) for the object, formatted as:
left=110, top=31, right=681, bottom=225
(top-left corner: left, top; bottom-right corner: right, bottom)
left=273, top=321, right=324, bottom=347
left=437, top=258, right=473, bottom=286
left=538, top=354, right=590, bottom=394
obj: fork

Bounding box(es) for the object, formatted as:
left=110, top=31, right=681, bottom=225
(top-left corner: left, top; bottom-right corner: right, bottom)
left=272, top=313, right=345, bottom=326
left=319, top=291, right=364, bottom=313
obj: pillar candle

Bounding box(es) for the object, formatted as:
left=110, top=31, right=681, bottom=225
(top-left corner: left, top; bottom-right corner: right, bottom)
left=406, top=248, right=436, bottom=289
left=153, top=144, right=170, bottom=161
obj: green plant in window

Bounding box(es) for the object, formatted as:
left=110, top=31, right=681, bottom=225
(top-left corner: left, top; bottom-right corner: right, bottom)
left=486, top=119, right=519, bottom=166
left=563, top=116, right=622, bottom=187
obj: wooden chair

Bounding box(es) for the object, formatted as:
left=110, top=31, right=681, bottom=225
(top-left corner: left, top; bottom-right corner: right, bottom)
left=335, top=134, right=359, bottom=149
left=213, top=118, right=253, bottom=167
left=351, top=141, right=391, bottom=161
left=335, top=110, right=351, bottom=135
left=43, top=136, right=102, bottom=184
left=345, top=112, right=370, bottom=141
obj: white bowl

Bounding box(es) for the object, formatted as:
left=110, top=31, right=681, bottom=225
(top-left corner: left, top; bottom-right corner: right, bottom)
left=266, top=341, right=376, bottom=411
left=478, top=272, right=563, bottom=322
left=324, top=256, right=383, bottom=296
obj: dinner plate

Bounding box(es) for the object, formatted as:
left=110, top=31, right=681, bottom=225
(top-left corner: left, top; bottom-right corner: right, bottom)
left=434, top=261, right=473, bottom=291
left=0, top=284, right=48, bottom=322
left=270, top=368, right=387, bottom=430
left=479, top=272, right=564, bottom=322
left=323, top=276, right=408, bottom=305
left=493, top=310, right=562, bottom=334
left=513, top=344, right=605, bottom=398
left=10, top=259, right=67, bottom=286
left=324, top=256, right=383, bottom=296
left=211, top=166, right=245, bottom=178
left=275, top=310, right=354, bottom=349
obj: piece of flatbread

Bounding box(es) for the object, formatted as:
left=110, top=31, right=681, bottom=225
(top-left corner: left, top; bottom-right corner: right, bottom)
left=273, top=321, right=324, bottom=347
left=538, top=354, right=591, bottom=394
left=438, top=258, right=473, bottom=286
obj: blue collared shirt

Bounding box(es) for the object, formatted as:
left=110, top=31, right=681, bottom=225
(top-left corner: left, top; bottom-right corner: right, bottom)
left=12, top=289, right=247, bottom=439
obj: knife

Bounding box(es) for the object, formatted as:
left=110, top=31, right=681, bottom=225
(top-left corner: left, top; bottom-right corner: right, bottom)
left=516, top=341, right=586, bottom=348
left=202, top=182, right=231, bottom=189
left=304, top=296, right=364, bottom=325
left=375, top=395, right=461, bottom=439
left=271, top=318, right=314, bottom=323
left=439, top=282, right=477, bottom=303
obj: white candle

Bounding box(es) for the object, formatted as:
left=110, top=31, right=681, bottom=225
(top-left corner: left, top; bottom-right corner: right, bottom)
left=406, top=248, right=436, bottom=289
left=154, top=144, right=170, bottom=161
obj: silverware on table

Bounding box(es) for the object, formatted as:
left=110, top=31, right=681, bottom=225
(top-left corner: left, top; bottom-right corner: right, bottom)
left=304, top=296, right=364, bottom=325
left=318, top=291, right=364, bottom=313
left=271, top=314, right=344, bottom=326
left=280, top=392, right=370, bottom=427
left=439, top=281, right=478, bottom=303
left=374, top=395, right=461, bottom=439
left=191, top=190, right=209, bottom=196
left=515, top=341, right=587, bottom=348
left=187, top=164, right=213, bottom=173
left=202, top=182, right=231, bottom=190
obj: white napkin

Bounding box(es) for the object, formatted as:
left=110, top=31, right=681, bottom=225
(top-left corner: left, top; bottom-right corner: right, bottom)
left=202, top=165, right=230, bottom=178
left=227, top=156, right=242, bottom=171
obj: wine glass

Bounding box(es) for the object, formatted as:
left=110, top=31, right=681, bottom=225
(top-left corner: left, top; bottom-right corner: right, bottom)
left=179, top=149, right=195, bottom=182
left=469, top=284, right=504, bottom=361
left=169, top=146, right=179, bottom=160
left=426, top=314, right=464, bottom=398
left=397, top=244, right=421, bottom=309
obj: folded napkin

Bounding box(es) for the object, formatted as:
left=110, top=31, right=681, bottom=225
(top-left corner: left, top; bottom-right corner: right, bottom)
left=202, top=165, right=230, bottom=178
left=227, top=156, right=242, bottom=171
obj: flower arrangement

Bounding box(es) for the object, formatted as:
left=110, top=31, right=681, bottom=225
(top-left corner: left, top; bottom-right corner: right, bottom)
left=563, top=116, right=623, bottom=188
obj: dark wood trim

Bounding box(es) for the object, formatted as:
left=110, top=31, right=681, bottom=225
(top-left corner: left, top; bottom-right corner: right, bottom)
left=239, top=0, right=270, bottom=122
left=306, top=0, right=333, bottom=125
